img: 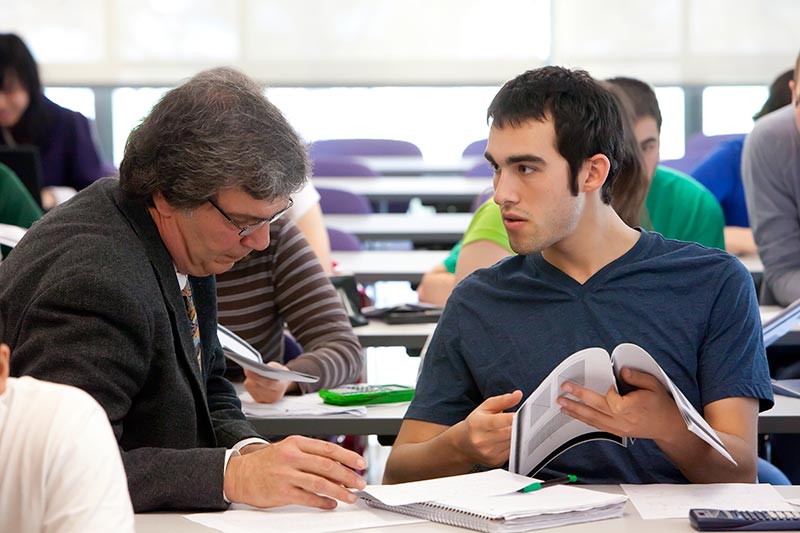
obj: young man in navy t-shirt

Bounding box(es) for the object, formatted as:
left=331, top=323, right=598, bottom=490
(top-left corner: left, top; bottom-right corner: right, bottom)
left=384, top=66, right=772, bottom=485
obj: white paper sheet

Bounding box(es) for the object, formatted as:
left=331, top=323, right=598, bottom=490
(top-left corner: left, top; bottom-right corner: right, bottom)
left=622, top=483, right=794, bottom=519
left=359, top=469, right=534, bottom=507
left=240, top=392, right=367, bottom=417
left=786, top=498, right=800, bottom=507
left=184, top=500, right=425, bottom=533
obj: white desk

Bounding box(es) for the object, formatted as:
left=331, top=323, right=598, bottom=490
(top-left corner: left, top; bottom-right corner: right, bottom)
left=314, top=176, right=492, bottom=204
left=353, top=155, right=484, bottom=176
left=737, top=254, right=764, bottom=275
left=135, top=486, right=800, bottom=532
left=332, top=250, right=448, bottom=284
left=325, top=213, right=472, bottom=245
left=248, top=401, right=408, bottom=437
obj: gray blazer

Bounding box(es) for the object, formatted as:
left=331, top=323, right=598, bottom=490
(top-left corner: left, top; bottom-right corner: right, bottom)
left=0, top=178, right=262, bottom=511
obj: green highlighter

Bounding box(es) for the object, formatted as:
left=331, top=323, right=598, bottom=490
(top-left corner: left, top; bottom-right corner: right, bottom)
left=319, top=384, right=415, bottom=406
left=518, top=474, right=578, bottom=493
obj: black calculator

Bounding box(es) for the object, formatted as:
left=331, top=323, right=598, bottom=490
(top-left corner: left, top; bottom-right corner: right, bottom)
left=690, top=509, right=800, bottom=531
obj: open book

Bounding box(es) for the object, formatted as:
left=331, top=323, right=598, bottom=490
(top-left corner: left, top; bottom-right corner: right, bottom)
left=358, top=469, right=626, bottom=533
left=510, top=343, right=735, bottom=478
left=217, top=325, right=318, bottom=383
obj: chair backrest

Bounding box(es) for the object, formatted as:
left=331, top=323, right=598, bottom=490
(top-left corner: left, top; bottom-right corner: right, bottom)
left=309, top=139, right=422, bottom=158
left=317, top=187, right=373, bottom=214
left=465, top=161, right=493, bottom=178
left=327, top=227, right=363, bottom=251
left=462, top=139, right=487, bottom=158
left=312, top=157, right=379, bottom=177
left=0, top=145, right=44, bottom=208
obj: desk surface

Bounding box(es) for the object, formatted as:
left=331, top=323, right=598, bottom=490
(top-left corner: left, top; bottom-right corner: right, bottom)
left=135, top=485, right=800, bottom=532
left=325, top=213, right=472, bottom=244
left=332, top=250, right=448, bottom=284
left=314, top=176, right=492, bottom=203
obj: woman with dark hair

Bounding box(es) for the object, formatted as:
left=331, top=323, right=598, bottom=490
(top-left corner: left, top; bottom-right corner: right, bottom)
left=0, top=33, right=106, bottom=200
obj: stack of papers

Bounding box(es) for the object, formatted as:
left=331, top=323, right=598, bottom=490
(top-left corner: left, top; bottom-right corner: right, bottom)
left=359, top=469, right=627, bottom=532
left=240, top=392, right=367, bottom=418
left=621, top=484, right=795, bottom=520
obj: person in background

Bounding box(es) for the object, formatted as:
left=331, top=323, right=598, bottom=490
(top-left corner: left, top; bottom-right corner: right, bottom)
left=691, top=69, right=794, bottom=256
left=216, top=212, right=363, bottom=403
left=385, top=66, right=770, bottom=486
left=742, top=50, right=800, bottom=484
left=0, top=315, right=134, bottom=533
left=0, top=33, right=108, bottom=207
left=288, top=180, right=334, bottom=274
left=0, top=67, right=365, bottom=512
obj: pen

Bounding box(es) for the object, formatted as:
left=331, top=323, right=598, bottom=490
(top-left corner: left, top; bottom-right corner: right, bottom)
left=518, top=474, right=578, bottom=493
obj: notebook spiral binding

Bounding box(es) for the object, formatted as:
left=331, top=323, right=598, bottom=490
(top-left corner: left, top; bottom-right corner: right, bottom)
left=361, top=495, right=499, bottom=532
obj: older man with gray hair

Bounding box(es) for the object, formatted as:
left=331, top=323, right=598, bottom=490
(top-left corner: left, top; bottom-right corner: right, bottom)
left=0, top=67, right=366, bottom=512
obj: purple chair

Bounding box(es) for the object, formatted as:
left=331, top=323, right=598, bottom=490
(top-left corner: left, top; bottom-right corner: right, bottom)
left=317, top=187, right=373, bottom=215
left=462, top=139, right=487, bottom=158
left=465, top=161, right=493, bottom=178
left=309, top=139, right=422, bottom=158
left=312, top=157, right=378, bottom=178
left=327, top=227, right=363, bottom=251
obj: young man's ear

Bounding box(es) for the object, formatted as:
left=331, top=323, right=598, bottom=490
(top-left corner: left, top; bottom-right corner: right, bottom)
left=580, top=154, right=611, bottom=194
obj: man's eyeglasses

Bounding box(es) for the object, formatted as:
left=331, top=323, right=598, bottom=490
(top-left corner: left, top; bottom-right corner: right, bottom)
left=208, top=197, right=294, bottom=237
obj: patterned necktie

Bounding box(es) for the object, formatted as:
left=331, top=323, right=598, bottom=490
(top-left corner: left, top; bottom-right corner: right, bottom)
left=181, top=283, right=202, bottom=371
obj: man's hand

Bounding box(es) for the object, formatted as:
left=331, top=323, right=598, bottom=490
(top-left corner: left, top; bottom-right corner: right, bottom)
left=455, top=390, right=523, bottom=467
left=244, top=362, right=299, bottom=403
left=557, top=368, right=684, bottom=441
left=224, top=435, right=367, bottom=509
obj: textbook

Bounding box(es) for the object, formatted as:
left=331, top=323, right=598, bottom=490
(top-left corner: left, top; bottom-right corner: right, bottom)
left=358, top=469, right=627, bottom=532
left=217, top=325, right=319, bottom=383
left=761, top=297, right=800, bottom=347
left=510, top=343, right=735, bottom=478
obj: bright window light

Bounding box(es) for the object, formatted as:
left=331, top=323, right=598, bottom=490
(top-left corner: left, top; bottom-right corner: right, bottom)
left=266, top=86, right=501, bottom=164
left=44, top=87, right=96, bottom=120
left=655, top=86, right=685, bottom=160
left=702, top=85, right=768, bottom=136
left=111, top=87, right=170, bottom=165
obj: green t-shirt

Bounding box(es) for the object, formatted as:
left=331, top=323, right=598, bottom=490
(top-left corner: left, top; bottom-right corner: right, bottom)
left=0, top=163, right=42, bottom=258
left=644, top=166, right=725, bottom=250
left=444, top=165, right=726, bottom=267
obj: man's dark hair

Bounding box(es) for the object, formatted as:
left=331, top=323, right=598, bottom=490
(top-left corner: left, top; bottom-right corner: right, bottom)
left=487, top=66, right=626, bottom=204
left=606, top=77, right=662, bottom=132
left=120, top=67, right=308, bottom=209
left=754, top=69, right=795, bottom=120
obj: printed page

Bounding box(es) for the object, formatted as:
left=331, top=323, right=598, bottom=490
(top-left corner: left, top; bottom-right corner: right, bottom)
left=622, top=483, right=792, bottom=520
left=359, top=469, right=533, bottom=507
left=217, top=325, right=319, bottom=383
left=185, top=500, right=425, bottom=533
left=510, top=347, right=625, bottom=477
left=611, top=344, right=735, bottom=465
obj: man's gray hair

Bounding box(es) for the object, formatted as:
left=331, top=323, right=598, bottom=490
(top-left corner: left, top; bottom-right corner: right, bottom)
left=119, top=67, right=308, bottom=209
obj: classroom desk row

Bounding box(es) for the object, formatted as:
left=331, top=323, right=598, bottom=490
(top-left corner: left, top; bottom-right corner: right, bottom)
left=353, top=304, right=791, bottom=350
left=136, top=485, right=800, bottom=532
left=314, top=176, right=493, bottom=204
left=332, top=250, right=764, bottom=285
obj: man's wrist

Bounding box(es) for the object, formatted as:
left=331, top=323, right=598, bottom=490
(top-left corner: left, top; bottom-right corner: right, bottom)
left=223, top=453, right=242, bottom=504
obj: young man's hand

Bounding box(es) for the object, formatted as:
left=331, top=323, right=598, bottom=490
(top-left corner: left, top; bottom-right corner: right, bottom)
left=557, top=368, right=684, bottom=441
left=455, top=390, right=523, bottom=467
left=224, top=436, right=367, bottom=509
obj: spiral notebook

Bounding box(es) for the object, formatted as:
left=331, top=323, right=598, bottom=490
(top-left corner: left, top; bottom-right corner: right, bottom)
left=358, top=470, right=627, bottom=533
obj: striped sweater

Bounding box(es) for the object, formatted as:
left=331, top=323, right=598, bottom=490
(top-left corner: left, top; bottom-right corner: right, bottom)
left=216, top=219, right=364, bottom=393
